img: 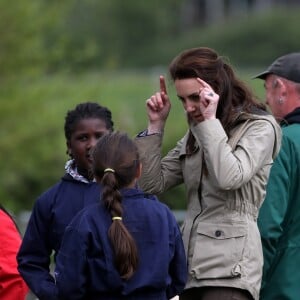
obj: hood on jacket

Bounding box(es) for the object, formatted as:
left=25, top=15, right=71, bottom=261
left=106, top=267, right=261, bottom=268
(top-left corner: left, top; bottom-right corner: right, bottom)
left=234, top=110, right=282, bottom=160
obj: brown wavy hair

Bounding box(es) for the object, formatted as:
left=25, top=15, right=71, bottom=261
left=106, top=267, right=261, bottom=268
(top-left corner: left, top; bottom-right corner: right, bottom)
left=169, top=47, right=266, bottom=133
left=92, top=132, right=139, bottom=280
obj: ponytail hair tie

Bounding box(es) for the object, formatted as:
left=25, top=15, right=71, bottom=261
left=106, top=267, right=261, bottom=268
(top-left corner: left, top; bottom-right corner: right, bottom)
left=112, top=216, right=122, bottom=221
left=104, top=168, right=115, bottom=173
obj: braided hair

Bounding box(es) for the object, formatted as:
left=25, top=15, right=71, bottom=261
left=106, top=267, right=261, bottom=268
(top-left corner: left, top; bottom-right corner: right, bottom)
left=92, top=132, right=139, bottom=279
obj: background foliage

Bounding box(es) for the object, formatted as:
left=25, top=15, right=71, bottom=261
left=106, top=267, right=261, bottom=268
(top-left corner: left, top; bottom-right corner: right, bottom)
left=1, top=1, right=299, bottom=214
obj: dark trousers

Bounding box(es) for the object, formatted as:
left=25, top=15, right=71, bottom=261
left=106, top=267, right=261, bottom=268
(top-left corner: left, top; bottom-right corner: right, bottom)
left=179, top=286, right=253, bottom=300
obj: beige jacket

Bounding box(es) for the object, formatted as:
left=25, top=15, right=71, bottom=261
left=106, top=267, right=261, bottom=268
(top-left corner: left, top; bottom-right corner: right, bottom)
left=135, top=112, right=281, bottom=300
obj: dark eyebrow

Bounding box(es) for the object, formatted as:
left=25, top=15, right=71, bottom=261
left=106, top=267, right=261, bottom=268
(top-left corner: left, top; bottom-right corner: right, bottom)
left=177, top=92, right=199, bottom=98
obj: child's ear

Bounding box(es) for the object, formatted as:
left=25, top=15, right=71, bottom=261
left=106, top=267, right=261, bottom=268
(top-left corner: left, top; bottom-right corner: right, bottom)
left=66, top=141, right=72, bottom=157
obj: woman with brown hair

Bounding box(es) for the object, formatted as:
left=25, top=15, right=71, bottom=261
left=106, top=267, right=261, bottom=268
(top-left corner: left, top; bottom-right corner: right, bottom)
left=135, top=47, right=282, bottom=300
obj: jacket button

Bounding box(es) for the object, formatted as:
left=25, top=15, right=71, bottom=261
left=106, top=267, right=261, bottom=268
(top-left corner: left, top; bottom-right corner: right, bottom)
left=215, top=230, right=222, bottom=237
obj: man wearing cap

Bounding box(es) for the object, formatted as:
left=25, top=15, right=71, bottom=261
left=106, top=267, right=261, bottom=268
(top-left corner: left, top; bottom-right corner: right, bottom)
left=253, top=53, right=300, bottom=299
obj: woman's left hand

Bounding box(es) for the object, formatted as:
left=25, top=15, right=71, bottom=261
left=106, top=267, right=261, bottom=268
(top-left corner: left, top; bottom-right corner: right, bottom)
left=197, top=78, right=219, bottom=120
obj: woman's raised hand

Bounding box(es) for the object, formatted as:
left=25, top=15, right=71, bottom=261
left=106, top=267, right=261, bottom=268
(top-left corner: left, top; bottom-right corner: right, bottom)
left=146, top=76, right=171, bottom=134
left=197, top=78, right=219, bottom=120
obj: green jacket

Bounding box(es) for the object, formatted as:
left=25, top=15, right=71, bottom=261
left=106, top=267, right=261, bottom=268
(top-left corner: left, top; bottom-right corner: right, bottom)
left=136, top=112, right=281, bottom=300
left=258, top=107, right=300, bottom=300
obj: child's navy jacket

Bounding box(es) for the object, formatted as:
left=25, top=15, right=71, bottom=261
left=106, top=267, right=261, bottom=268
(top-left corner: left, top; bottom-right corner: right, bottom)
left=55, top=188, right=187, bottom=300
left=17, top=174, right=101, bottom=300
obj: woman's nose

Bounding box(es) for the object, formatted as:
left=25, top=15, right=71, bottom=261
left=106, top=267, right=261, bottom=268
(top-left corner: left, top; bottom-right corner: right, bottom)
left=185, top=101, right=196, bottom=112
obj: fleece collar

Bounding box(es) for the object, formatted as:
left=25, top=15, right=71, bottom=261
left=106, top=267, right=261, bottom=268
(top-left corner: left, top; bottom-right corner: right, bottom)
left=281, top=107, right=300, bottom=126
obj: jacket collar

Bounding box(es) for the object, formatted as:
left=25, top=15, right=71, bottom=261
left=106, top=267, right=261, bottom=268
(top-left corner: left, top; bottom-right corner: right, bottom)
left=281, top=107, right=300, bottom=126
left=63, top=159, right=95, bottom=184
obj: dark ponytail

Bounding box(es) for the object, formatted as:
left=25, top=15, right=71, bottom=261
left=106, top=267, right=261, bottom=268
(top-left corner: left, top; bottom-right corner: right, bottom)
left=92, top=132, right=139, bottom=279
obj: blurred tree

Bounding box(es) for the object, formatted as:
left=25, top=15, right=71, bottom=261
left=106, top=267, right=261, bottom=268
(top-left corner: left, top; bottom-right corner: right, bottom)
left=2, top=0, right=299, bottom=76
left=42, top=0, right=182, bottom=71
left=0, top=0, right=45, bottom=78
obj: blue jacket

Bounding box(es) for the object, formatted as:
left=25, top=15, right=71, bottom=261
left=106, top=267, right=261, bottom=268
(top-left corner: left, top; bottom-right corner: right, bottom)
left=55, top=188, right=187, bottom=300
left=258, top=107, right=300, bottom=299
left=17, top=174, right=101, bottom=300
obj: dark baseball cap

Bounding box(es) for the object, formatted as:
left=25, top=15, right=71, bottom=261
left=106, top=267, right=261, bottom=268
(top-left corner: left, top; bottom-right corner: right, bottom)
left=253, top=52, right=300, bottom=83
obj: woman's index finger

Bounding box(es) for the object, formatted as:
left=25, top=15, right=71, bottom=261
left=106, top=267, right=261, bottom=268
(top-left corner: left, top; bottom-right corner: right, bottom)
left=196, top=77, right=212, bottom=89
left=160, top=75, right=167, bottom=94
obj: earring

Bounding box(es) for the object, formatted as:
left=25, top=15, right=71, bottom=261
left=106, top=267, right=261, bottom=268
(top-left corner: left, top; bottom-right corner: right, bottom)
left=278, top=98, right=284, bottom=104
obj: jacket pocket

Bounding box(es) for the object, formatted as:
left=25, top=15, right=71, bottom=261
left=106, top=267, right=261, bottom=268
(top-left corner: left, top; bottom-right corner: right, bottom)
left=190, top=222, right=247, bottom=279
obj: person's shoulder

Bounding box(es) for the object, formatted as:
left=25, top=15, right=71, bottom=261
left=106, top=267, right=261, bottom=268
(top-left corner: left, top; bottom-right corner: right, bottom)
left=280, top=126, right=300, bottom=158
left=145, top=196, right=177, bottom=220
left=80, top=202, right=102, bottom=215
left=125, top=189, right=174, bottom=217
left=143, top=192, right=159, bottom=202
left=34, top=178, right=64, bottom=203
left=0, top=208, right=20, bottom=241
left=238, top=110, right=278, bottom=131
left=250, top=112, right=278, bottom=129
left=241, top=108, right=275, bottom=123
left=38, top=173, right=76, bottom=196
left=36, top=174, right=96, bottom=201
left=0, top=208, right=11, bottom=224
left=67, top=203, right=103, bottom=231
left=32, top=176, right=74, bottom=211
left=139, top=192, right=168, bottom=209
left=240, top=112, right=281, bottom=144
left=247, top=111, right=282, bottom=154
left=280, top=124, right=300, bottom=152
left=282, top=123, right=300, bottom=137
left=142, top=193, right=171, bottom=211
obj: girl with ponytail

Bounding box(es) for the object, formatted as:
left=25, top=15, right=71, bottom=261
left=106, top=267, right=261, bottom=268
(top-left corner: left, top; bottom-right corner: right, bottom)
left=55, top=132, right=187, bottom=299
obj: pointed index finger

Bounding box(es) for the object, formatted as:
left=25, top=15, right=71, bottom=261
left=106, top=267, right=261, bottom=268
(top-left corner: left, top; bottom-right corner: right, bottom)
left=196, top=77, right=213, bottom=90
left=160, top=75, right=167, bottom=94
